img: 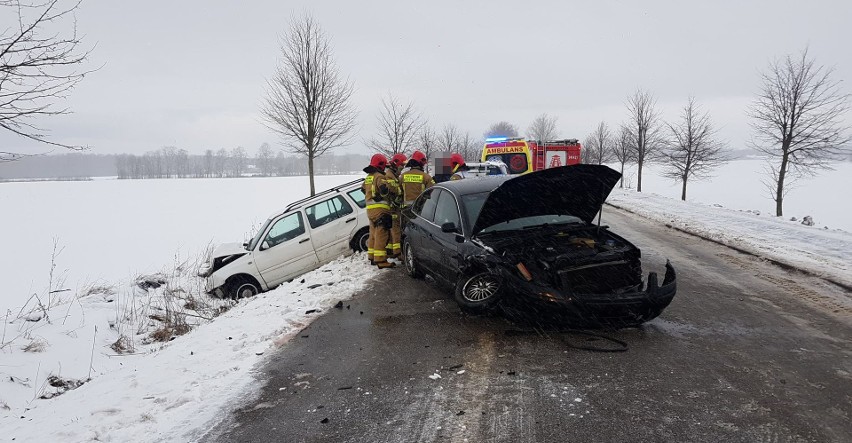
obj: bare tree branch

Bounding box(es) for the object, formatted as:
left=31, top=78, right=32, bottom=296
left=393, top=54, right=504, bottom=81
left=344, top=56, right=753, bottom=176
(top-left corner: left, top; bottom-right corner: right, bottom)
left=483, top=121, right=518, bottom=139
left=526, top=113, right=558, bottom=142
left=663, top=97, right=728, bottom=200
left=624, top=89, right=664, bottom=192
left=748, top=47, right=851, bottom=216
left=0, top=0, right=94, bottom=160
left=260, top=14, right=357, bottom=195
left=417, top=125, right=436, bottom=173
left=610, top=125, right=634, bottom=188
left=583, top=121, right=614, bottom=165
left=365, top=93, right=424, bottom=158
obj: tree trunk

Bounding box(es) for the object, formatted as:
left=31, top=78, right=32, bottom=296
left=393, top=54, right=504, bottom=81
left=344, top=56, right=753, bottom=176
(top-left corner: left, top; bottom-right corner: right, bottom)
left=619, top=162, right=625, bottom=188
left=775, top=150, right=789, bottom=217
left=308, top=153, right=316, bottom=196
left=681, top=175, right=687, bottom=201
left=637, top=159, right=643, bottom=192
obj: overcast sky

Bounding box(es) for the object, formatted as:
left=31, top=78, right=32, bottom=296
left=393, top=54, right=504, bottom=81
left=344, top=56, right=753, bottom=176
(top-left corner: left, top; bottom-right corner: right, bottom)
left=3, top=0, right=851, bottom=157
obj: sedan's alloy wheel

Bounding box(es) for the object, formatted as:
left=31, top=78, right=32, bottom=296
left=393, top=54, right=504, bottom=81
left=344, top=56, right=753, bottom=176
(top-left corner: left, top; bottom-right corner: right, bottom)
left=462, top=274, right=500, bottom=302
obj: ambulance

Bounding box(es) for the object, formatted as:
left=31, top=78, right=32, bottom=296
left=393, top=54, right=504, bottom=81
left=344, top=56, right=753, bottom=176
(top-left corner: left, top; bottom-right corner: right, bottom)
left=481, top=137, right=582, bottom=174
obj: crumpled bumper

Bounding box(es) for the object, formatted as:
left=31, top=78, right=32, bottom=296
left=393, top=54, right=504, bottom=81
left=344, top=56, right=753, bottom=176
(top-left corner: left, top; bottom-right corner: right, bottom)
left=500, top=261, right=677, bottom=327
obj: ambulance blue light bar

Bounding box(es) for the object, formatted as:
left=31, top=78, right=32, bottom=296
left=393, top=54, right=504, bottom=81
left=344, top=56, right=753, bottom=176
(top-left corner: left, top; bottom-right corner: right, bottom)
left=485, top=136, right=508, bottom=143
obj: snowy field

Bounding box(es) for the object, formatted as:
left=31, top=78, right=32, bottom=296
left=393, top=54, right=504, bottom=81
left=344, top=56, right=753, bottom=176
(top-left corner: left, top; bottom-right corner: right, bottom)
left=617, top=158, right=852, bottom=233
left=1, top=162, right=850, bottom=441
left=1, top=174, right=361, bottom=313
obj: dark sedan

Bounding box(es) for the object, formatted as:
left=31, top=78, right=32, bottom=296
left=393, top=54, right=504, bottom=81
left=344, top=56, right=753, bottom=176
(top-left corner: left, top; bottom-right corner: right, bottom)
left=401, top=164, right=677, bottom=328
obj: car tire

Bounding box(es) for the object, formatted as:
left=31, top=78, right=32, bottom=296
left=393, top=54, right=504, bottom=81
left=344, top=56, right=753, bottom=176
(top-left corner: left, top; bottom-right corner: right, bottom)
left=403, top=239, right=424, bottom=279
left=351, top=227, right=370, bottom=252
left=454, top=271, right=503, bottom=314
left=226, top=276, right=259, bottom=299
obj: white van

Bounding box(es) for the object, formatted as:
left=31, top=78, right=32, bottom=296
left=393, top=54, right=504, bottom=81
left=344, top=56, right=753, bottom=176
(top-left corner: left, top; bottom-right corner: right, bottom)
left=200, top=179, right=370, bottom=298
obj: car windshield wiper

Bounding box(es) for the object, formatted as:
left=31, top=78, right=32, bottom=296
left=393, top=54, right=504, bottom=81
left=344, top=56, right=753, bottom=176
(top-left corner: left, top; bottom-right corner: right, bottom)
left=521, top=221, right=582, bottom=230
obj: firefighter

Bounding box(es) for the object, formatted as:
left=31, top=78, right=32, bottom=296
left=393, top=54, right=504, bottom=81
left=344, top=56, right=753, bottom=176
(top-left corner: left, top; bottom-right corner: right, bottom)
left=385, top=153, right=407, bottom=258
left=399, top=150, right=435, bottom=209
left=449, top=153, right=471, bottom=180
left=363, top=154, right=398, bottom=269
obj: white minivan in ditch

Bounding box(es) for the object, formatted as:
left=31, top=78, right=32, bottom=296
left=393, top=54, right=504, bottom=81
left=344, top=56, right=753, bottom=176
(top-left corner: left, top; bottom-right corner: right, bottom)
left=200, top=179, right=370, bottom=298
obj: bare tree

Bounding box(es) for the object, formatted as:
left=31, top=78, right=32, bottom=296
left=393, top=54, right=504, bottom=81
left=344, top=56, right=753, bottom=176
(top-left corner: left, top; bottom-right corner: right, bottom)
left=625, top=89, right=664, bottom=192
left=459, top=131, right=480, bottom=161
left=664, top=97, right=728, bottom=200
left=214, top=148, right=228, bottom=178
left=261, top=14, right=357, bottom=195
left=1, top=0, right=94, bottom=161
left=366, top=93, right=424, bottom=158
left=230, top=147, right=247, bottom=177
left=484, top=121, right=519, bottom=139
left=437, top=123, right=461, bottom=153
left=583, top=121, right=613, bottom=165
left=256, top=142, right=274, bottom=176
left=527, top=113, right=558, bottom=142
left=749, top=48, right=850, bottom=216
left=203, top=149, right=214, bottom=178
left=611, top=125, right=633, bottom=188
left=417, top=125, right=436, bottom=173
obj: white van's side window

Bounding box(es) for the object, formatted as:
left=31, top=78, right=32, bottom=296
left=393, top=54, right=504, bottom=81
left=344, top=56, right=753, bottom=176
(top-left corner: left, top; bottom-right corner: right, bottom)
left=306, top=196, right=353, bottom=228
left=264, top=212, right=305, bottom=248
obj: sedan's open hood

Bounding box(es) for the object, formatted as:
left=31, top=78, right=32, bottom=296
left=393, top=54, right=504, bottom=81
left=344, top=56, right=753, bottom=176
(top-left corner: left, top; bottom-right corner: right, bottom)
left=472, top=165, right=621, bottom=234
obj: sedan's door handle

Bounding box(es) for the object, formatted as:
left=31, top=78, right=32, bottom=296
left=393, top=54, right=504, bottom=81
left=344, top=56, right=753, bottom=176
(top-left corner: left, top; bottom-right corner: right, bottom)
left=299, top=238, right=310, bottom=244
left=345, top=217, right=356, bottom=223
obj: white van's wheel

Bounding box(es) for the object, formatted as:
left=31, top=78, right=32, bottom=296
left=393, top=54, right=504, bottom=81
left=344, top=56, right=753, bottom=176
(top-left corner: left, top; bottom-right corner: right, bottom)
left=351, top=228, right=370, bottom=252
left=226, top=276, right=259, bottom=299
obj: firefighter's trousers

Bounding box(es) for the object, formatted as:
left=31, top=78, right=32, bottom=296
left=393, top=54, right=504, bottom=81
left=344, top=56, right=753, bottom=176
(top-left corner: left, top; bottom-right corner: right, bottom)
left=367, top=208, right=392, bottom=264
left=387, top=211, right=402, bottom=256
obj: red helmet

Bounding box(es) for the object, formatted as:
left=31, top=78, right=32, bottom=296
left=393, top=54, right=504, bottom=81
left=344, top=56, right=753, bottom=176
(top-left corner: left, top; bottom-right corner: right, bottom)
left=411, top=150, right=427, bottom=165
left=450, top=153, right=465, bottom=167
left=391, top=153, right=407, bottom=168
left=370, top=153, right=388, bottom=169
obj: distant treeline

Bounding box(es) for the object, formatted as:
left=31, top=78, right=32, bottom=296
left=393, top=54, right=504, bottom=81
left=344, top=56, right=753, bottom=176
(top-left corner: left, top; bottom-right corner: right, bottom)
left=0, top=147, right=371, bottom=180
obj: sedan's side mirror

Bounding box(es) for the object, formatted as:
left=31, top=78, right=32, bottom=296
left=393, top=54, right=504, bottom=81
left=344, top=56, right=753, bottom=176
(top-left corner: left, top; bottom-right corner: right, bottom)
left=441, top=222, right=458, bottom=233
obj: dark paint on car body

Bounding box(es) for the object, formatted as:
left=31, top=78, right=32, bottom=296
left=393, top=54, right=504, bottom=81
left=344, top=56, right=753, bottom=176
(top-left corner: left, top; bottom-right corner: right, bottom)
left=402, top=164, right=677, bottom=327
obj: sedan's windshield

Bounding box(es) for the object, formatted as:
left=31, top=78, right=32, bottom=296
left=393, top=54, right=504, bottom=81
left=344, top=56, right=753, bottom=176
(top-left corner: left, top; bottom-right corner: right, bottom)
left=479, top=214, right=584, bottom=234
left=461, top=192, right=489, bottom=228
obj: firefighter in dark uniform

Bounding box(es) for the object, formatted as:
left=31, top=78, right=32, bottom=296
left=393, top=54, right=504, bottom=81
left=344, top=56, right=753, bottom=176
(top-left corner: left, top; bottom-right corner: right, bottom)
left=399, top=151, right=435, bottom=212
left=449, top=153, right=471, bottom=180
left=363, top=154, right=398, bottom=268
left=385, top=153, right=407, bottom=259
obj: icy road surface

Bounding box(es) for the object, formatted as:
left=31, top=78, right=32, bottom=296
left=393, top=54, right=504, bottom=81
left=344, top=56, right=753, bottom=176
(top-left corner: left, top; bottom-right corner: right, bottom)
left=207, top=208, right=852, bottom=443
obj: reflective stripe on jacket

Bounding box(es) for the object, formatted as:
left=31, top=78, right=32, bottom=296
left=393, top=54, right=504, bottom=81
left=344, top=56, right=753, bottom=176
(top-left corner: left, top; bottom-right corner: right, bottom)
left=399, top=168, right=435, bottom=204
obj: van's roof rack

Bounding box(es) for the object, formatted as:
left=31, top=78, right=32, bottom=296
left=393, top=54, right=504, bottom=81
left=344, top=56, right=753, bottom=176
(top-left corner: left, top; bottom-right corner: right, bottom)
left=285, top=178, right=364, bottom=212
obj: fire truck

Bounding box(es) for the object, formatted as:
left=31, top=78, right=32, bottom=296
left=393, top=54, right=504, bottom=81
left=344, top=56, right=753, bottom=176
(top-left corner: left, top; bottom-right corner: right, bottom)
left=481, top=137, right=582, bottom=175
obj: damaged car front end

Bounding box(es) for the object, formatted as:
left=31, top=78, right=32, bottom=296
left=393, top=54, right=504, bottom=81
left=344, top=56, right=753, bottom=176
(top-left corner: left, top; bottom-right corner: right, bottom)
left=465, top=227, right=676, bottom=327
left=402, top=164, right=678, bottom=328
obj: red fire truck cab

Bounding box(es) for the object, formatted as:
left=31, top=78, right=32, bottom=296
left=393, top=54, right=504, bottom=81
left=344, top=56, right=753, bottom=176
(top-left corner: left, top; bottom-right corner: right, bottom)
left=481, top=137, right=582, bottom=175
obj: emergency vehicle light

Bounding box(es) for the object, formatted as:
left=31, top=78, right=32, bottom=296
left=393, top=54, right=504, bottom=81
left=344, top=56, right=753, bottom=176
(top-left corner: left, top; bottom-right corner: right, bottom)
left=485, top=136, right=508, bottom=143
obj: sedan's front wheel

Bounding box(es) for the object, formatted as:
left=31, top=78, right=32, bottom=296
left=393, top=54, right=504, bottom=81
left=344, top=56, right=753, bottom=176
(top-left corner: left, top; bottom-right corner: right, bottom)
left=403, top=239, right=424, bottom=279
left=454, top=271, right=503, bottom=313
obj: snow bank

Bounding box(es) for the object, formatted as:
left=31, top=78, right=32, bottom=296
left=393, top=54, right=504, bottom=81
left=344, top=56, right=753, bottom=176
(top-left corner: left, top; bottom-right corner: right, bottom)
left=607, top=189, right=852, bottom=289
left=3, top=254, right=375, bottom=442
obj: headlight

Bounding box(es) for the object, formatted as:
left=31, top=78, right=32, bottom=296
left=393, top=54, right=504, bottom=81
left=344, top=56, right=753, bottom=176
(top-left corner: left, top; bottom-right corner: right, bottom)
left=197, top=263, right=212, bottom=277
